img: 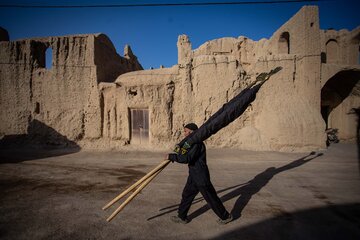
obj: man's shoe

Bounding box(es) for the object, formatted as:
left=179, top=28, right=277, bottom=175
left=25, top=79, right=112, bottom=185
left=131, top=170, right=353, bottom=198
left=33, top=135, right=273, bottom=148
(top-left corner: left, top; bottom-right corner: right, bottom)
left=170, top=215, right=189, bottom=224
left=217, top=214, right=233, bottom=225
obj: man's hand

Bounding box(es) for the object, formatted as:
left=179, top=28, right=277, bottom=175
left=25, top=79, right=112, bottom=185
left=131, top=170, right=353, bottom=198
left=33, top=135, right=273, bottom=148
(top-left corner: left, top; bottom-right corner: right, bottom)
left=166, top=154, right=175, bottom=163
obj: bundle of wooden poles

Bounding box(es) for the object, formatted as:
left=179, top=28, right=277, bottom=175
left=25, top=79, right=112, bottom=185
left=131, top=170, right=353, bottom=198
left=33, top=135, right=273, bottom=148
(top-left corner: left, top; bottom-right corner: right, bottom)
left=102, top=159, right=171, bottom=222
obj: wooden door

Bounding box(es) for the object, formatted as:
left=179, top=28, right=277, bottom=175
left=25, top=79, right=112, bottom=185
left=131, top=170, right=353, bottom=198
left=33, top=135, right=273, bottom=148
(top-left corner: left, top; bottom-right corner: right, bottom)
left=130, top=109, right=149, bottom=144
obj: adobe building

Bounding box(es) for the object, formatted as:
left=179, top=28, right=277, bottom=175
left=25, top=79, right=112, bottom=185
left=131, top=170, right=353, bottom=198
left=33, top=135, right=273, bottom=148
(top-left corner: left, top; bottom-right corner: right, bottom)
left=0, top=33, right=142, bottom=146
left=0, top=6, right=359, bottom=152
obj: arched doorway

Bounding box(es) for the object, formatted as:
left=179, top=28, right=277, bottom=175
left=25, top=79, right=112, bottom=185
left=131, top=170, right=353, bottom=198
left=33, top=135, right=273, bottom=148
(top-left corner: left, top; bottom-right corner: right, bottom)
left=321, top=70, right=360, bottom=140
left=351, top=33, right=360, bottom=65
left=325, top=39, right=339, bottom=64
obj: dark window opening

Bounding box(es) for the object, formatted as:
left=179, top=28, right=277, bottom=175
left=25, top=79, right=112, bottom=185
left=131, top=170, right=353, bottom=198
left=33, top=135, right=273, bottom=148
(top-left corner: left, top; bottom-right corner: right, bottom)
left=321, top=52, right=327, bottom=63
left=278, top=32, right=290, bottom=54
left=128, top=89, right=137, bottom=96
left=34, top=102, right=40, bottom=114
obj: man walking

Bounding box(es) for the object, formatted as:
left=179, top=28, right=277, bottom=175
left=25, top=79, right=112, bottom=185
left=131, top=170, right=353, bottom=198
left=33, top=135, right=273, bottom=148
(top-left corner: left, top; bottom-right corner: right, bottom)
left=167, top=123, right=233, bottom=224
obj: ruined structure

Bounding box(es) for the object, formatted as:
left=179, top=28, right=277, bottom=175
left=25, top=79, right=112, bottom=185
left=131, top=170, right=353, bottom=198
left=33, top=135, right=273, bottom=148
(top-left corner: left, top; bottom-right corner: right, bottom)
left=1, top=6, right=359, bottom=152
left=0, top=33, right=142, bottom=146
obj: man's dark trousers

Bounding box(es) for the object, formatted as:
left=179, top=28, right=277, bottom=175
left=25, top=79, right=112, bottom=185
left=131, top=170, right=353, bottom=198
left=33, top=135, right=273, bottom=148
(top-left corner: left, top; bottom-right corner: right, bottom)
left=178, top=175, right=229, bottom=220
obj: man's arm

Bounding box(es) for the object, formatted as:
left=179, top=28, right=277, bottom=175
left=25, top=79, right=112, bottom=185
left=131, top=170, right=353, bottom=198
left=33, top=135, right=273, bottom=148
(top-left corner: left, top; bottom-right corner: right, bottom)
left=167, top=144, right=200, bottom=164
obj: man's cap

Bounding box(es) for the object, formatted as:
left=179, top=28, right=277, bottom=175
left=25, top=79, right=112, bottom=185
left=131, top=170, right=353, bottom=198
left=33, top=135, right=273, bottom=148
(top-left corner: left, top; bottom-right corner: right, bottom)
left=184, top=123, right=198, bottom=131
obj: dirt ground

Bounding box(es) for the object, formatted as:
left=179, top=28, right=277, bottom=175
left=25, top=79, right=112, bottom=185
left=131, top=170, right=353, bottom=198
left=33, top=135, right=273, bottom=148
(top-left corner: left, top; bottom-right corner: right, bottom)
left=0, top=142, right=360, bottom=240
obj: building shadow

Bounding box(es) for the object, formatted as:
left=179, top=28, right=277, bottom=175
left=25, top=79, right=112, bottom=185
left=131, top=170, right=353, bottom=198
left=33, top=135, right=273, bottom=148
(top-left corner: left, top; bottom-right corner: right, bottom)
left=187, top=152, right=323, bottom=221
left=210, top=203, right=360, bottom=240
left=0, top=119, right=80, bottom=163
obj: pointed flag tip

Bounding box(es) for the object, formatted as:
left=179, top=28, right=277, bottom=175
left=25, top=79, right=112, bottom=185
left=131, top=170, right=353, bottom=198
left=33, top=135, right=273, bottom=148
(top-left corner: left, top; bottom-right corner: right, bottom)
left=271, top=66, right=283, bottom=74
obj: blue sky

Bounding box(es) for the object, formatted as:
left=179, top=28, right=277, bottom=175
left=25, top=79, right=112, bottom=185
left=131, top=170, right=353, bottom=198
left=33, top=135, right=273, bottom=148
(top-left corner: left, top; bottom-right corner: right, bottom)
left=0, top=0, right=359, bottom=69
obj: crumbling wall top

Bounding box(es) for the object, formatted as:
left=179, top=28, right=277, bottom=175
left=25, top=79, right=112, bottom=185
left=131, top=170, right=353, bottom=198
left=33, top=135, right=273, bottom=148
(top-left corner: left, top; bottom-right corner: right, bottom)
left=193, top=37, right=238, bottom=57
left=115, top=65, right=178, bottom=86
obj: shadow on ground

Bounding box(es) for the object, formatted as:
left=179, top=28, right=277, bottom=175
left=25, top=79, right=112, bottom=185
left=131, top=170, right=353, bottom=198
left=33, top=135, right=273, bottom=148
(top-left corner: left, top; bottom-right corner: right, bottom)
left=148, top=152, right=323, bottom=221
left=210, top=203, right=360, bottom=240
left=0, top=119, right=80, bottom=163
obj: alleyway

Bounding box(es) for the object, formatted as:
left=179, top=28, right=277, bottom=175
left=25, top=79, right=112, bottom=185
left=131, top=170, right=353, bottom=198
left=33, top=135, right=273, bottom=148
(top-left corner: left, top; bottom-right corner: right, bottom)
left=0, top=143, right=359, bottom=239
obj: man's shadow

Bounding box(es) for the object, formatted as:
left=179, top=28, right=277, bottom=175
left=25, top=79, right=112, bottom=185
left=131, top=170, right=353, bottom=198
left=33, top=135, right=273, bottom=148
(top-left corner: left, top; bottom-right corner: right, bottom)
left=188, top=151, right=323, bottom=221
left=148, top=151, right=323, bottom=221
left=147, top=182, right=248, bottom=221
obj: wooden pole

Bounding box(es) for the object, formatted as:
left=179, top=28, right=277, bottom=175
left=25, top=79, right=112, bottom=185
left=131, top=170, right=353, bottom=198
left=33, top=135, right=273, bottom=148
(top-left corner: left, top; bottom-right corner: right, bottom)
left=106, top=160, right=170, bottom=222
left=102, top=160, right=170, bottom=210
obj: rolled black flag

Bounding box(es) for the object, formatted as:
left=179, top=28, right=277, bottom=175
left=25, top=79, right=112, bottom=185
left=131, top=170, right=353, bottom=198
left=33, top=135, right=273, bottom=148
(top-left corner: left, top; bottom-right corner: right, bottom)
left=176, top=67, right=282, bottom=153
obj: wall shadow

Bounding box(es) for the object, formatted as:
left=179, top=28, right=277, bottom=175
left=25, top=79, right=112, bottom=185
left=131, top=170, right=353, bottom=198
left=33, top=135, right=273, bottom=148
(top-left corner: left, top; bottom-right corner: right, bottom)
left=210, top=203, right=360, bottom=240
left=187, top=152, right=323, bottom=221
left=0, top=119, right=80, bottom=163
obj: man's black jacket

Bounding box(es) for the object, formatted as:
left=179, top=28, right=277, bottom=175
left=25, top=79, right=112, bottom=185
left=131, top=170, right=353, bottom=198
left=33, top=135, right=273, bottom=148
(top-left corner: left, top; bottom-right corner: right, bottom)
left=169, top=142, right=211, bottom=187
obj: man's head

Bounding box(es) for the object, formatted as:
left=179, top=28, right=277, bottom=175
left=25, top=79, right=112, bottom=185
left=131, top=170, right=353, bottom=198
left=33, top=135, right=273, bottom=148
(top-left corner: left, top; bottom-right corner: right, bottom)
left=183, top=123, right=198, bottom=137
